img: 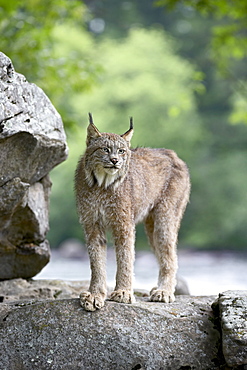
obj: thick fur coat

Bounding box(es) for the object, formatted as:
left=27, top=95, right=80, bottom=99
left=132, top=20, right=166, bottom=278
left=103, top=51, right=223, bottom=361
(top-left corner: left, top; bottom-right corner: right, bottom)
left=75, top=115, right=190, bottom=311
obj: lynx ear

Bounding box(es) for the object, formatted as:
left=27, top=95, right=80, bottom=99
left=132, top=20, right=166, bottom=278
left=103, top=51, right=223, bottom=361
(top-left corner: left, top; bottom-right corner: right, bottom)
left=86, top=112, right=101, bottom=145
left=121, top=117, right=134, bottom=144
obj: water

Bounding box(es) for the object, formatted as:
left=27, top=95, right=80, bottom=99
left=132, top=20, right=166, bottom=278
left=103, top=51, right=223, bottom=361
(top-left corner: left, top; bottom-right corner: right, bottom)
left=35, top=249, right=247, bottom=296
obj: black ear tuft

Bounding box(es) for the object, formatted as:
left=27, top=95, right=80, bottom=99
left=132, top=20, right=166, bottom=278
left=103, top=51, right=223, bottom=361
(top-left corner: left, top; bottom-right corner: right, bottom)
left=86, top=113, right=101, bottom=145
left=129, top=117, right=133, bottom=130
left=88, top=112, right=94, bottom=125
left=121, top=116, right=134, bottom=144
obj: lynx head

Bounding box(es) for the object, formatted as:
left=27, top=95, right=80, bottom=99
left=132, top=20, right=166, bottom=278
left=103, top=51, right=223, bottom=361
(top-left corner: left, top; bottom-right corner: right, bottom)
left=84, top=113, right=133, bottom=189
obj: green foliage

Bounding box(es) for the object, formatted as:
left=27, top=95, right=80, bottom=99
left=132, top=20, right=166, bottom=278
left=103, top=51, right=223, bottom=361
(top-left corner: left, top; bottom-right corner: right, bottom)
left=48, top=129, right=85, bottom=246
left=42, top=24, right=102, bottom=127
left=230, top=91, right=247, bottom=125
left=1, top=0, right=247, bottom=250
left=155, top=0, right=247, bottom=125
left=189, top=150, right=247, bottom=248
left=48, top=27, right=204, bottom=248
left=72, top=28, right=204, bottom=158
left=0, top=0, right=101, bottom=129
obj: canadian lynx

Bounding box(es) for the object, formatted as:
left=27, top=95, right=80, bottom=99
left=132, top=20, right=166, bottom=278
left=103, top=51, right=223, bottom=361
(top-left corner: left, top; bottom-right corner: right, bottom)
left=75, top=113, right=190, bottom=311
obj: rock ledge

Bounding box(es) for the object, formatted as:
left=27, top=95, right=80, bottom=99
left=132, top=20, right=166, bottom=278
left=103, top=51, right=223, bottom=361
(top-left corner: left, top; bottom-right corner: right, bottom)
left=0, top=280, right=246, bottom=369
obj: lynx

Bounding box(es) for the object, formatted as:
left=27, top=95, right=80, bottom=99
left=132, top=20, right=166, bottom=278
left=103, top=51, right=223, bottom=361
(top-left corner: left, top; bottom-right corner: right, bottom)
left=75, top=113, right=190, bottom=311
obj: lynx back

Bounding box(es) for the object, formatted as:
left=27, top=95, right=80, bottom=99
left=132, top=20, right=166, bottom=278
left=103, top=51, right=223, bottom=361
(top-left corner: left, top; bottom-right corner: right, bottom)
left=75, top=113, right=190, bottom=311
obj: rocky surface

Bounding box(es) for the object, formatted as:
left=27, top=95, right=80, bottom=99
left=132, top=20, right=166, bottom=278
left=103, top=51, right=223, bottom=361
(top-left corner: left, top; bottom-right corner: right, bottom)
left=1, top=51, right=246, bottom=369
left=0, top=279, right=246, bottom=369
left=217, top=290, right=247, bottom=367
left=0, top=277, right=188, bottom=303
left=0, top=279, right=89, bottom=302
left=0, top=295, right=220, bottom=370
left=0, top=52, right=68, bottom=279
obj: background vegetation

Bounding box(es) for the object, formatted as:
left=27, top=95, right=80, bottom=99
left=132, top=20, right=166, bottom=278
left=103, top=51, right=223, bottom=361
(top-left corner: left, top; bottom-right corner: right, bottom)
left=1, top=0, right=247, bottom=250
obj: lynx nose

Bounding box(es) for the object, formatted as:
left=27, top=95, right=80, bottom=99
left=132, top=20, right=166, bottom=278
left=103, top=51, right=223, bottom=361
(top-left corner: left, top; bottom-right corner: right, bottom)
left=110, top=158, right=118, bottom=165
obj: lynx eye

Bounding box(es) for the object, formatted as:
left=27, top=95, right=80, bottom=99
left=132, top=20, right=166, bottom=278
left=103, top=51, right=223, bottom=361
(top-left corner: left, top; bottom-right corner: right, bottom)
left=118, top=148, right=126, bottom=154
left=102, top=147, right=110, bottom=153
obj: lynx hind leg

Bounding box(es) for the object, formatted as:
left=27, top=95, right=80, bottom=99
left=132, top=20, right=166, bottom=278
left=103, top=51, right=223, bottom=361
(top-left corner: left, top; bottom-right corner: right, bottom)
left=146, top=174, right=190, bottom=303
left=145, top=212, right=177, bottom=303
left=153, top=218, right=178, bottom=303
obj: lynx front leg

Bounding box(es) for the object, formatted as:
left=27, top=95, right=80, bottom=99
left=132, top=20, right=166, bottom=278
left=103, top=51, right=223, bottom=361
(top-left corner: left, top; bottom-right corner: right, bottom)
left=80, top=226, right=107, bottom=311
left=109, top=227, right=135, bottom=304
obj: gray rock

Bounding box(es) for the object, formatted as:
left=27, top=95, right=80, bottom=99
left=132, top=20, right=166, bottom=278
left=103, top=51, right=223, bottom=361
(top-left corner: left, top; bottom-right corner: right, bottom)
left=0, top=278, right=90, bottom=302
left=0, top=52, right=68, bottom=279
left=1, top=176, right=51, bottom=246
left=0, top=176, right=51, bottom=279
left=0, top=277, right=189, bottom=303
left=0, top=52, right=68, bottom=187
left=0, top=241, right=50, bottom=280
left=2, top=280, right=246, bottom=368
left=218, top=290, right=247, bottom=367
left=0, top=177, right=29, bottom=229
left=0, top=295, right=220, bottom=370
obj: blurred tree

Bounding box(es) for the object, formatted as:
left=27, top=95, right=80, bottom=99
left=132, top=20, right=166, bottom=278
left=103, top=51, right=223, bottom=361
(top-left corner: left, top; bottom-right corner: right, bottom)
left=155, top=0, right=247, bottom=68
left=48, top=27, right=204, bottom=248
left=1, top=0, right=247, bottom=250
left=155, top=0, right=247, bottom=124
left=82, top=0, right=247, bottom=249
left=72, top=28, right=204, bottom=159
left=48, top=129, right=85, bottom=246
left=0, top=0, right=101, bottom=128
left=85, top=0, right=247, bottom=124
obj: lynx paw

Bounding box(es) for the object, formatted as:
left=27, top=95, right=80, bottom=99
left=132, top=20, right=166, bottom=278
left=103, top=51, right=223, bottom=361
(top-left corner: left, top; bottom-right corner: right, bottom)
left=79, top=291, right=106, bottom=311
left=150, top=288, right=175, bottom=303
left=109, top=289, right=135, bottom=304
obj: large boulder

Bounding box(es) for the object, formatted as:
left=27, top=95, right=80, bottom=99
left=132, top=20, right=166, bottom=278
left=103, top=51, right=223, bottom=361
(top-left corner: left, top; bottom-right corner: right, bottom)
left=1, top=279, right=246, bottom=368
left=0, top=294, right=220, bottom=370
left=0, top=52, right=68, bottom=279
